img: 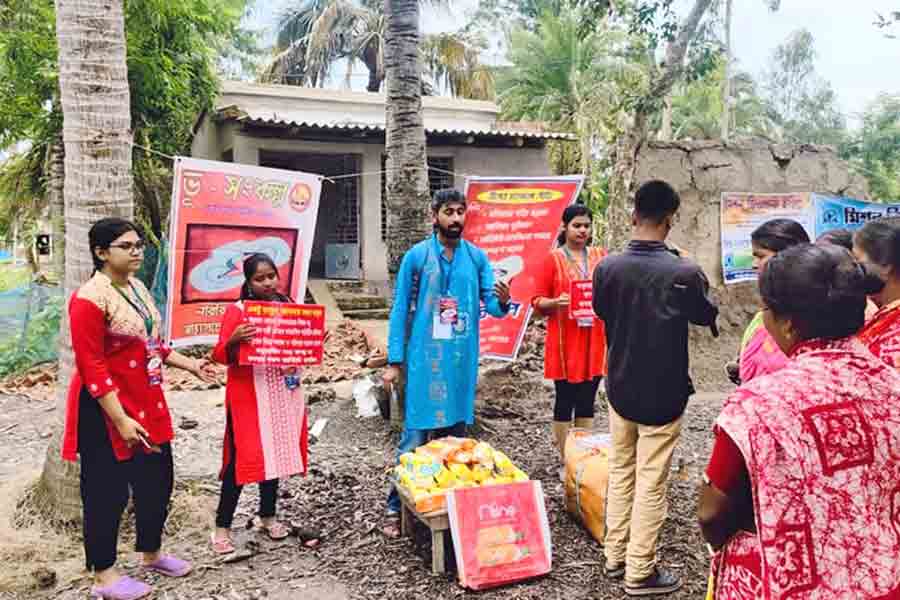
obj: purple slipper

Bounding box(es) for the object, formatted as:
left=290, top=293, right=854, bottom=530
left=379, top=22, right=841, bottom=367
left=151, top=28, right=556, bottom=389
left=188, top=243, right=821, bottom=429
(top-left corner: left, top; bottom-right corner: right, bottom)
left=142, top=554, right=192, bottom=578
left=90, top=576, right=151, bottom=600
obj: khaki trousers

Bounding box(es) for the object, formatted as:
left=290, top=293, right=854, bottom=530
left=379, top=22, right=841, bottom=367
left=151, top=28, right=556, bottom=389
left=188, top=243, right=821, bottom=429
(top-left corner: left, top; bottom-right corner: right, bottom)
left=604, top=403, right=683, bottom=583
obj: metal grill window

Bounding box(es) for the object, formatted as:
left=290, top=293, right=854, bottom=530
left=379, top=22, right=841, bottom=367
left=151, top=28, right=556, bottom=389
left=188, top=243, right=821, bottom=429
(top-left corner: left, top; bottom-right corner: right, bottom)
left=381, top=156, right=454, bottom=240
left=329, top=154, right=360, bottom=245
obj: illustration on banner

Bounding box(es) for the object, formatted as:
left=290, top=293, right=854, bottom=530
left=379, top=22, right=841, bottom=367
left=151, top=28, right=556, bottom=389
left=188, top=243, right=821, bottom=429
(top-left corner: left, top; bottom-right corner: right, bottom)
left=492, top=255, right=524, bottom=285
left=181, top=224, right=298, bottom=303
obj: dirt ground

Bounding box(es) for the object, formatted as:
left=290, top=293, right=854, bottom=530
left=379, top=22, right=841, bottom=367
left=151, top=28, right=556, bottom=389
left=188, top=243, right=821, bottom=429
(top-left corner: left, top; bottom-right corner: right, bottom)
left=0, top=321, right=733, bottom=600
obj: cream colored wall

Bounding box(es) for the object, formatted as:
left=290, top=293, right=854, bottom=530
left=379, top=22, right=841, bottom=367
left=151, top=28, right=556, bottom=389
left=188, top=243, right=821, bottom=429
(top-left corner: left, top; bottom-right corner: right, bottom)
left=190, top=117, right=554, bottom=283
left=191, top=116, right=217, bottom=159
left=430, top=145, right=552, bottom=190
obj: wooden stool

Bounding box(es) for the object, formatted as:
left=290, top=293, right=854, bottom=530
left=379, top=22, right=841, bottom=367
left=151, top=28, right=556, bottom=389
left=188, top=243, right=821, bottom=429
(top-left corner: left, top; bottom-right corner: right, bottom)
left=395, top=485, right=451, bottom=575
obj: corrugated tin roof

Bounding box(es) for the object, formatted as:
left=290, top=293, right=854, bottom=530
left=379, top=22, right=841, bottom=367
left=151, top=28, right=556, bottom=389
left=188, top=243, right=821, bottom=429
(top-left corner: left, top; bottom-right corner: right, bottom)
left=231, top=109, right=575, bottom=140
left=210, top=81, right=574, bottom=141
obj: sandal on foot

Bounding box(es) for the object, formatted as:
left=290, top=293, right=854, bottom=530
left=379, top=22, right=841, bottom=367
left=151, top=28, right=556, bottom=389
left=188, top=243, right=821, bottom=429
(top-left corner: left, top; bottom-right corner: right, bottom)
left=210, top=532, right=236, bottom=555
left=90, top=576, right=151, bottom=600
left=382, top=515, right=401, bottom=539
left=142, top=554, right=192, bottom=578
left=252, top=516, right=290, bottom=540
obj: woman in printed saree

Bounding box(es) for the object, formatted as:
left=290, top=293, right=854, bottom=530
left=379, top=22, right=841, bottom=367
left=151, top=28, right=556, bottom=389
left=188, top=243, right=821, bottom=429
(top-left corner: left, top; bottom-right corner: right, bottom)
left=532, top=204, right=607, bottom=478
left=211, top=253, right=313, bottom=554
left=727, top=219, right=810, bottom=385
left=853, top=218, right=900, bottom=368
left=63, top=218, right=216, bottom=600
left=698, top=244, right=900, bottom=599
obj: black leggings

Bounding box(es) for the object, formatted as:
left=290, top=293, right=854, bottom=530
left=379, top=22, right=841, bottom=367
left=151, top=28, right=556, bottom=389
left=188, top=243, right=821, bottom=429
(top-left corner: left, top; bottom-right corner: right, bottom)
left=78, top=388, right=173, bottom=572
left=215, top=415, right=279, bottom=529
left=553, top=378, right=601, bottom=421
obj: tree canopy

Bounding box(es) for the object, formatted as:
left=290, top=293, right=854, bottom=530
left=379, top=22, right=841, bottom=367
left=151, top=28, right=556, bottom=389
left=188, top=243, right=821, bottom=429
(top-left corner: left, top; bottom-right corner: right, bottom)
left=0, top=0, right=252, bottom=241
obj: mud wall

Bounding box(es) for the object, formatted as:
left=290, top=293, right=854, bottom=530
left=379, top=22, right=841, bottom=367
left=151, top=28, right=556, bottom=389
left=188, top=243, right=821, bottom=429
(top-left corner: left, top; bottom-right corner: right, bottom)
left=632, top=140, right=868, bottom=390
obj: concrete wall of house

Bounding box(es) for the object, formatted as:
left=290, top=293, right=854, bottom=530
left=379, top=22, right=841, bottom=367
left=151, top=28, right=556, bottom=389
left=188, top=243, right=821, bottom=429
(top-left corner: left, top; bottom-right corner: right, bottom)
left=190, top=118, right=554, bottom=283
left=631, top=140, right=868, bottom=391
left=192, top=117, right=217, bottom=159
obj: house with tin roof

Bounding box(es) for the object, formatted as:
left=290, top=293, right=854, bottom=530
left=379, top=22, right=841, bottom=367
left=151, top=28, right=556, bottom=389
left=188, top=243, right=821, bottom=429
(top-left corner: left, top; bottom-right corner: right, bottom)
left=191, top=81, right=571, bottom=284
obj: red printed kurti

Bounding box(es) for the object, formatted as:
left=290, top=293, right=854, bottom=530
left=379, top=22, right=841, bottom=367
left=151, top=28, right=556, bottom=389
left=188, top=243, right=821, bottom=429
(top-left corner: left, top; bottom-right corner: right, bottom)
left=212, top=302, right=308, bottom=485
left=62, top=272, right=173, bottom=462
left=532, top=247, right=608, bottom=383
left=858, top=300, right=900, bottom=369
left=711, top=337, right=900, bottom=600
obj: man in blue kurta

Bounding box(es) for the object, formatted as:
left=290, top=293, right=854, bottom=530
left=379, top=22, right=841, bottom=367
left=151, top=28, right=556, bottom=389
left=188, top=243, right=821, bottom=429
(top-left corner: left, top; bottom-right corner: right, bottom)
left=382, top=189, right=510, bottom=535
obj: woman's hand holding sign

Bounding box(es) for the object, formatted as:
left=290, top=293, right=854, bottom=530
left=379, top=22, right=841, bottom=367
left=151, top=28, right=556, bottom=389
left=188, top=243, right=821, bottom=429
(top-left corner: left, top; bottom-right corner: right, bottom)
left=229, top=323, right=256, bottom=346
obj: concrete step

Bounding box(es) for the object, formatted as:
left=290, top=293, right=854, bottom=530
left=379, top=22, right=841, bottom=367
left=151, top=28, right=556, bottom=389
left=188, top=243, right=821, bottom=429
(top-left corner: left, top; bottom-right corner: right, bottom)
left=327, top=280, right=380, bottom=296
left=342, top=308, right=391, bottom=320
left=333, top=293, right=389, bottom=311
left=306, top=279, right=343, bottom=325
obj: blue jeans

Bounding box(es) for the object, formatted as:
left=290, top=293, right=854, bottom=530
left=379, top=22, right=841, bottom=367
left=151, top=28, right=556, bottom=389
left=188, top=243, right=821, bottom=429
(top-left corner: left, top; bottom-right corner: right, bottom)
left=386, top=421, right=467, bottom=514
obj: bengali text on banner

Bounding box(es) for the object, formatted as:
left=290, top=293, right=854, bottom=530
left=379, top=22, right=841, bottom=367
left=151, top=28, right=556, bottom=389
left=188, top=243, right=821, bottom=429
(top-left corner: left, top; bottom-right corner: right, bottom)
left=464, top=176, right=583, bottom=360
left=813, top=193, right=900, bottom=236
left=720, top=192, right=815, bottom=285
left=238, top=301, right=326, bottom=367
left=166, top=157, right=321, bottom=347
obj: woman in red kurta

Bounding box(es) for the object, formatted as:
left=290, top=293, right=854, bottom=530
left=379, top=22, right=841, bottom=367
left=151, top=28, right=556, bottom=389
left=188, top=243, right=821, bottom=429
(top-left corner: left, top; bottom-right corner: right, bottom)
left=698, top=244, right=900, bottom=599
left=63, top=218, right=215, bottom=600
left=211, top=253, right=309, bottom=554
left=533, top=204, right=607, bottom=472
left=853, top=219, right=900, bottom=368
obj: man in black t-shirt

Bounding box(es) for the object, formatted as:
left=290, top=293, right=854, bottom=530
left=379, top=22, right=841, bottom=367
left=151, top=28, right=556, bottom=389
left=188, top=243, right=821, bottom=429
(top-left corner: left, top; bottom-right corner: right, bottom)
left=593, top=180, right=718, bottom=596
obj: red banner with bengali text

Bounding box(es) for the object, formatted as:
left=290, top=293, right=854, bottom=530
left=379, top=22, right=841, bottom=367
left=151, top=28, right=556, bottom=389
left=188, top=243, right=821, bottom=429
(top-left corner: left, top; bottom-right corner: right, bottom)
left=238, top=301, right=326, bottom=367
left=464, top=177, right=583, bottom=360
left=166, top=158, right=321, bottom=347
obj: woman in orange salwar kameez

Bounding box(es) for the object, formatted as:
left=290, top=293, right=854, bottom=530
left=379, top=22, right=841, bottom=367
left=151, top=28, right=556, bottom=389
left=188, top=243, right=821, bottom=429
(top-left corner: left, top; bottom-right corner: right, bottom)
left=533, top=204, right=607, bottom=477
left=210, top=253, right=309, bottom=554
left=854, top=219, right=900, bottom=368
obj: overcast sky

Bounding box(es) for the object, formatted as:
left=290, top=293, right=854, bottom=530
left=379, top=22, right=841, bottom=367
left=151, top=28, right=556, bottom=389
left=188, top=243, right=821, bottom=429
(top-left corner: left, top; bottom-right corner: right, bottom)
left=253, top=0, right=900, bottom=122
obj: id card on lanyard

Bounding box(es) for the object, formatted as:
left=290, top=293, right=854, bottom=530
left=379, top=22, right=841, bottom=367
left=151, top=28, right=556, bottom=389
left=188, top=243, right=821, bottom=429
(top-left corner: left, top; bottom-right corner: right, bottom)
left=564, top=248, right=594, bottom=328
left=115, top=282, right=163, bottom=386
left=146, top=338, right=164, bottom=386
left=433, top=242, right=462, bottom=341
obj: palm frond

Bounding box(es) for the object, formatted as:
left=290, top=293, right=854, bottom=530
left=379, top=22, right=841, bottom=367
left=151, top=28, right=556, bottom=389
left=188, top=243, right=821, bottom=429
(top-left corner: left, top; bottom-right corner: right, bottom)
left=0, top=142, right=47, bottom=233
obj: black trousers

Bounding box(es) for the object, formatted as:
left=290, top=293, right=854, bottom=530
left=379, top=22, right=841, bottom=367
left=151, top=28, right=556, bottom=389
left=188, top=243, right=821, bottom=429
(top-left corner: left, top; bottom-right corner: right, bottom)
left=78, top=388, right=174, bottom=572
left=215, top=414, right=279, bottom=529
left=553, top=377, right=601, bottom=421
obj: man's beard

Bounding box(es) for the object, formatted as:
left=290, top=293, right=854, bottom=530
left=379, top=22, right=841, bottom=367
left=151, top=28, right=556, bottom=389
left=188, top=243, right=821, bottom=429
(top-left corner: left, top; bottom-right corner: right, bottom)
left=438, top=223, right=463, bottom=239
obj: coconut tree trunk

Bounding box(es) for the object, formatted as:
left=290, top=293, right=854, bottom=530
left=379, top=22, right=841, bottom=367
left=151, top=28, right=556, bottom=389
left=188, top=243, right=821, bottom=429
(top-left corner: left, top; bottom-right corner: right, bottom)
left=37, top=0, right=134, bottom=522
left=48, top=131, right=65, bottom=279
left=383, top=0, right=430, bottom=275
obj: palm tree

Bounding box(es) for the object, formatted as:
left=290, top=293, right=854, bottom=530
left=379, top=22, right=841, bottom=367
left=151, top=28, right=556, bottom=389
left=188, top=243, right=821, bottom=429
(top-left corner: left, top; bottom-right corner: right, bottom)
left=383, top=0, right=429, bottom=275
left=721, top=0, right=780, bottom=139
left=421, top=33, right=494, bottom=100
left=263, top=0, right=494, bottom=99
left=497, top=9, right=650, bottom=208
left=604, top=0, right=715, bottom=250
left=37, top=0, right=133, bottom=521
left=666, top=58, right=774, bottom=140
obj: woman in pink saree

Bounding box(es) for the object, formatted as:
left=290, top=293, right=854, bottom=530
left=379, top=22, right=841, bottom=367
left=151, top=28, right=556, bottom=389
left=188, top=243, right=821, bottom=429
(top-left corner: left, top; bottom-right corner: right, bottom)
left=733, top=220, right=810, bottom=384
left=699, top=244, right=900, bottom=599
